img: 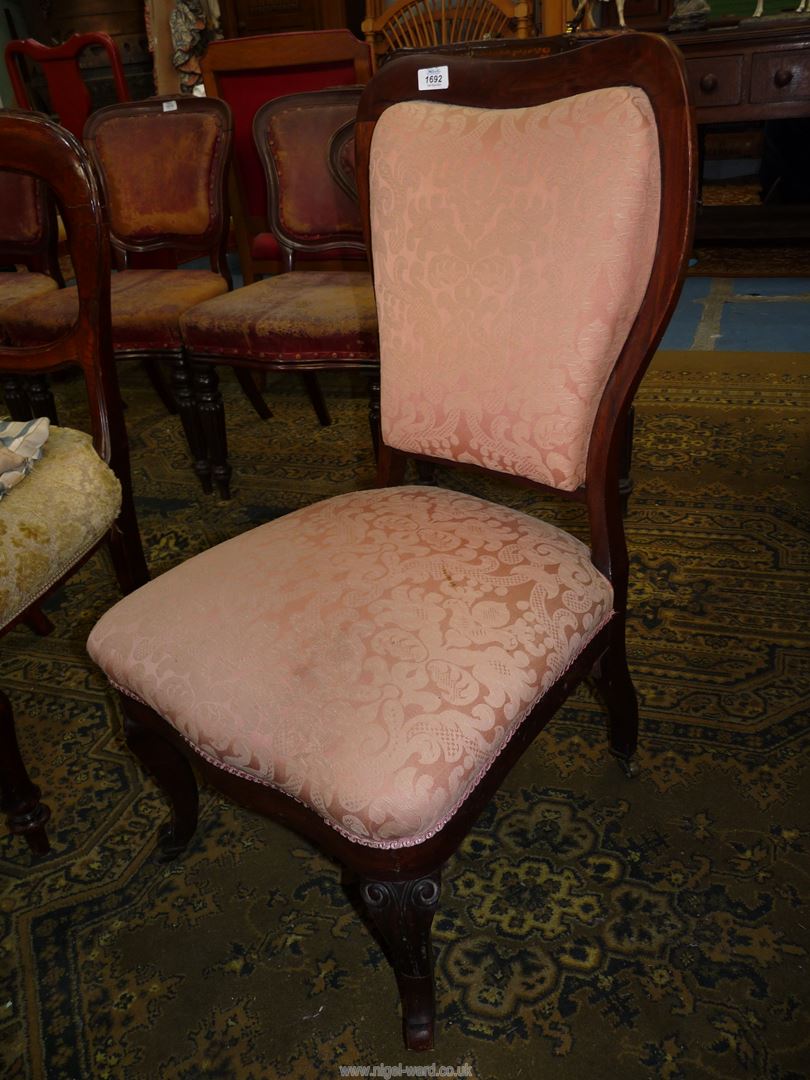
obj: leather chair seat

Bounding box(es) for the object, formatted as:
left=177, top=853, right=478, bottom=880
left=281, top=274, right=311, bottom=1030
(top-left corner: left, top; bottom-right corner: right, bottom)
left=179, top=270, right=378, bottom=362
left=4, top=268, right=227, bottom=351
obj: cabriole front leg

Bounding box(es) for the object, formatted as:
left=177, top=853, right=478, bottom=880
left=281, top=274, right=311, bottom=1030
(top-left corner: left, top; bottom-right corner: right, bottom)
left=359, top=871, right=441, bottom=1051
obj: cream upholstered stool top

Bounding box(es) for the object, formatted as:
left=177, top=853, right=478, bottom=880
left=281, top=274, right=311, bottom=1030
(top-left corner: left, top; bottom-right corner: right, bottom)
left=85, top=33, right=695, bottom=1051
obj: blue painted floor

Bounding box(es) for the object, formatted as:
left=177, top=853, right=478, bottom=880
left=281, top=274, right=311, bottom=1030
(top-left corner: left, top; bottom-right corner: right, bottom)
left=661, top=277, right=810, bottom=352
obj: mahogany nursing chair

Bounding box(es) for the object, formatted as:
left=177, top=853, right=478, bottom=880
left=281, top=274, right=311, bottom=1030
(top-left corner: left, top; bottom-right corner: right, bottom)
left=4, top=32, right=130, bottom=140
left=178, top=85, right=378, bottom=499
left=0, top=169, right=64, bottom=424
left=200, top=29, right=372, bottom=285
left=362, top=0, right=533, bottom=71
left=1, top=110, right=148, bottom=854
left=87, top=33, right=696, bottom=1049
left=2, top=95, right=268, bottom=494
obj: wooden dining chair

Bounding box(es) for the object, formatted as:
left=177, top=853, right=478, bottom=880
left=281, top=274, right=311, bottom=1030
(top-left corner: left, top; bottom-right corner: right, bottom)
left=1, top=110, right=148, bottom=854
left=4, top=32, right=130, bottom=140
left=201, top=29, right=373, bottom=285
left=87, top=33, right=696, bottom=1049
left=178, top=85, right=378, bottom=499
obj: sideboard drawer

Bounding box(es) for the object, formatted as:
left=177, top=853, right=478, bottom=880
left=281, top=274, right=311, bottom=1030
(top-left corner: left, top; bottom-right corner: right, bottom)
left=685, top=55, right=744, bottom=108
left=750, top=48, right=810, bottom=104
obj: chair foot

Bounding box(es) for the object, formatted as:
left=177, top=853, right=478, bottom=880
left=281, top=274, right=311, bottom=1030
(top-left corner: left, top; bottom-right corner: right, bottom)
left=0, top=688, right=51, bottom=854
left=358, top=872, right=441, bottom=1052
left=612, top=752, right=640, bottom=780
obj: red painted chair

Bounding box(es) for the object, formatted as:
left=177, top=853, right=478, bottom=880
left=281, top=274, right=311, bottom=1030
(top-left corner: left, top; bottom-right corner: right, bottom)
left=4, top=32, right=130, bottom=141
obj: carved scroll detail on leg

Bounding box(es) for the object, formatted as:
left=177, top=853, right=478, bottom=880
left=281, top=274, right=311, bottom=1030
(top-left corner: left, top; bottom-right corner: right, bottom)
left=359, top=872, right=441, bottom=1051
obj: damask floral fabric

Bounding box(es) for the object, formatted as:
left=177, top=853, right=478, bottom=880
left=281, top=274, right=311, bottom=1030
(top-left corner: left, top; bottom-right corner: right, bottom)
left=369, top=89, right=661, bottom=491
left=88, top=486, right=613, bottom=848
left=1, top=426, right=121, bottom=629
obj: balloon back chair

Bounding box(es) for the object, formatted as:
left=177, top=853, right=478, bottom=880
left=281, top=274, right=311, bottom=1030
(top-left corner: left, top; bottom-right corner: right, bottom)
left=1, top=95, right=267, bottom=494
left=201, top=29, right=373, bottom=285
left=0, top=168, right=64, bottom=424
left=4, top=32, right=131, bottom=141
left=0, top=110, right=148, bottom=854
left=87, top=33, right=696, bottom=1049
left=178, top=85, right=378, bottom=499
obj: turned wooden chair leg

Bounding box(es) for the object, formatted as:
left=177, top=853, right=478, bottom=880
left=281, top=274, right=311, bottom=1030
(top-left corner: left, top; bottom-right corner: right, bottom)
left=172, top=355, right=212, bottom=494
left=193, top=361, right=232, bottom=500
left=301, top=372, right=331, bottom=427
left=358, top=870, right=441, bottom=1051
left=592, top=624, right=640, bottom=778
left=122, top=697, right=199, bottom=861
left=0, top=688, right=51, bottom=854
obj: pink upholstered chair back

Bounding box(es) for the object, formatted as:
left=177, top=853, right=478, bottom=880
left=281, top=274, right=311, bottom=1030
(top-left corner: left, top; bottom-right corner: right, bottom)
left=253, top=87, right=366, bottom=266
left=368, top=88, right=662, bottom=493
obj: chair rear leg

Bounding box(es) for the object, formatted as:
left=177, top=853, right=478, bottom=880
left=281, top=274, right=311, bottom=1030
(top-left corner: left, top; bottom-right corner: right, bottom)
left=143, top=358, right=178, bottom=415
left=235, top=368, right=272, bottom=421
left=107, top=488, right=150, bottom=595
left=301, top=373, right=332, bottom=427
left=0, top=688, right=51, bottom=854
left=592, top=626, right=640, bottom=778
left=122, top=696, right=199, bottom=860
left=358, top=870, right=441, bottom=1051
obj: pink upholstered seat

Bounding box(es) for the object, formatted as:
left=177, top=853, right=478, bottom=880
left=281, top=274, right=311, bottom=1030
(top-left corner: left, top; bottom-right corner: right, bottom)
left=89, top=485, right=612, bottom=847
left=86, top=35, right=696, bottom=1052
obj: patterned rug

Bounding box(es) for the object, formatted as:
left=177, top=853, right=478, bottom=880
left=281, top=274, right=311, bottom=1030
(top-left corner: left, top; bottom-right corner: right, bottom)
left=1, top=350, right=809, bottom=1079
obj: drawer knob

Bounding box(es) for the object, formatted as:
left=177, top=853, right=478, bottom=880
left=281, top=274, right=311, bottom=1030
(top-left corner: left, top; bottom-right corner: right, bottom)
left=699, top=73, right=719, bottom=93
left=774, top=68, right=793, bottom=88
